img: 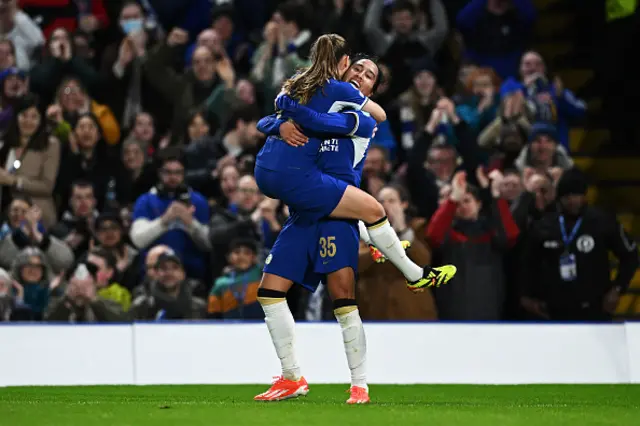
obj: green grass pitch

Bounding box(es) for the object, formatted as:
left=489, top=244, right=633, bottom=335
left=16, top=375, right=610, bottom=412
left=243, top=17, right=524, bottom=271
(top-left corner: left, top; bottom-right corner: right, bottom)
left=1, top=385, right=639, bottom=426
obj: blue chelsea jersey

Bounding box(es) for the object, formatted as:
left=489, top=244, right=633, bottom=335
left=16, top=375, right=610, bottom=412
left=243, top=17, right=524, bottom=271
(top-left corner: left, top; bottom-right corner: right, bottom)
left=317, top=112, right=372, bottom=188
left=255, top=79, right=368, bottom=173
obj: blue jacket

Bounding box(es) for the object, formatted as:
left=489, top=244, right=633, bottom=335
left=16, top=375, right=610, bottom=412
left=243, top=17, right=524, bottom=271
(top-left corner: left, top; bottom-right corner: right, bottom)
left=132, top=188, right=210, bottom=279
left=500, top=78, right=587, bottom=149
left=457, top=0, right=536, bottom=79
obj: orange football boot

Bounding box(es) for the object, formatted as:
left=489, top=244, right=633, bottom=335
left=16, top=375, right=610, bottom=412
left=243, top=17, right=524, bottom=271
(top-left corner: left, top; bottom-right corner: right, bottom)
left=346, top=386, right=370, bottom=404
left=254, top=376, right=309, bottom=401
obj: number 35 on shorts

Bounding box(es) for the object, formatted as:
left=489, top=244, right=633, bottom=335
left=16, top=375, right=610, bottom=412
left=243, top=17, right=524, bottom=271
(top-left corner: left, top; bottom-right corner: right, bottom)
left=319, top=236, right=336, bottom=258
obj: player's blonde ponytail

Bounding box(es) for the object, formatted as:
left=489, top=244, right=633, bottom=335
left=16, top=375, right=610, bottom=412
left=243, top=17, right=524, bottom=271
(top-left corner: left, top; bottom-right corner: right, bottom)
left=282, top=34, right=350, bottom=105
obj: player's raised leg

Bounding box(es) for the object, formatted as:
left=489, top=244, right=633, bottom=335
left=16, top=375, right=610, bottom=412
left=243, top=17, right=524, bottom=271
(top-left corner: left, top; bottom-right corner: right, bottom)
left=326, top=266, right=369, bottom=404
left=254, top=273, right=308, bottom=401
left=333, top=186, right=456, bottom=292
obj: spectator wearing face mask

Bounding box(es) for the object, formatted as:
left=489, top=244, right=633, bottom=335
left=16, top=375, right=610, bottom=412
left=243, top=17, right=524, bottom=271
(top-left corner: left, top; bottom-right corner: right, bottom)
left=520, top=167, right=639, bottom=321
left=208, top=238, right=263, bottom=320
left=426, top=170, right=520, bottom=320
left=101, top=1, right=166, bottom=130
left=0, top=0, right=44, bottom=70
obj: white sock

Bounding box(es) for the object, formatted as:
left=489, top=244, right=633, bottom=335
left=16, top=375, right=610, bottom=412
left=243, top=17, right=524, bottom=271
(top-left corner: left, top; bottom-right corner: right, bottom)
left=367, top=219, right=423, bottom=282
left=335, top=307, right=367, bottom=389
left=260, top=299, right=301, bottom=381
left=358, top=221, right=372, bottom=245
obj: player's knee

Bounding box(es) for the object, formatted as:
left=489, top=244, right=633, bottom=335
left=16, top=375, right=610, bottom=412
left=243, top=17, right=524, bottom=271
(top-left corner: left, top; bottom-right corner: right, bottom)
left=327, top=269, right=356, bottom=300
left=361, top=197, right=385, bottom=224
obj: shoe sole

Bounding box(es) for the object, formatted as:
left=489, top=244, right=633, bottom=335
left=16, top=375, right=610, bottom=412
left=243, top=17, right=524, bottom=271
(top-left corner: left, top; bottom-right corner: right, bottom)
left=255, top=385, right=309, bottom=402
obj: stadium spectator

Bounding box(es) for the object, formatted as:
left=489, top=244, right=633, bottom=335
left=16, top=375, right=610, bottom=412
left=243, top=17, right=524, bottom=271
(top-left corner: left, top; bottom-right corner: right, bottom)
left=0, top=93, right=60, bottom=227
left=48, top=77, right=120, bottom=145
left=0, top=266, right=20, bottom=320
left=133, top=243, right=170, bottom=295
left=0, top=38, right=17, bottom=70
left=50, top=180, right=98, bottom=258
left=426, top=170, right=519, bottom=320
left=44, top=260, right=128, bottom=322
left=357, top=184, right=438, bottom=320
left=18, top=0, right=109, bottom=39
left=390, top=56, right=442, bottom=162
left=208, top=174, right=274, bottom=280
left=364, top=0, right=448, bottom=97
left=130, top=249, right=207, bottom=320
left=130, top=147, right=211, bottom=281
left=125, top=112, right=157, bottom=153
left=100, top=1, right=164, bottom=130
left=360, top=145, right=392, bottom=198
left=92, top=212, right=140, bottom=291
left=182, top=108, right=215, bottom=145
left=0, top=0, right=44, bottom=69
left=29, top=28, right=102, bottom=108
left=500, top=51, right=587, bottom=149
left=207, top=238, right=263, bottom=320
left=0, top=66, right=28, bottom=133
left=0, top=196, right=73, bottom=273
left=9, top=246, right=55, bottom=320
left=250, top=2, right=312, bottom=107
left=455, top=67, right=500, bottom=134
left=478, top=93, right=531, bottom=169
left=145, top=27, right=234, bottom=145
left=54, top=113, right=129, bottom=211
left=514, top=122, right=573, bottom=179
left=86, top=247, right=131, bottom=312
left=520, top=168, right=639, bottom=321
left=456, top=0, right=536, bottom=79
left=215, top=163, right=240, bottom=208
left=121, top=138, right=156, bottom=205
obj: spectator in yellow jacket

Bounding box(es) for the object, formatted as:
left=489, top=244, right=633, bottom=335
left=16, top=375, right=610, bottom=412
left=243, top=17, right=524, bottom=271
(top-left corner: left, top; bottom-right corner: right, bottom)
left=87, top=247, right=131, bottom=312
left=53, top=77, right=121, bottom=145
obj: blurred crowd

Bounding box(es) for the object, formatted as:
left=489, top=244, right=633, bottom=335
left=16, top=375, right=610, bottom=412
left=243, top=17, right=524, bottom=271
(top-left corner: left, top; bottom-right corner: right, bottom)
left=0, top=0, right=637, bottom=324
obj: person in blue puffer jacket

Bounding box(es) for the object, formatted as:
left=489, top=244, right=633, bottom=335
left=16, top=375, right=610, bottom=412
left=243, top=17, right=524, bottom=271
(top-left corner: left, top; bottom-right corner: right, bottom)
left=500, top=51, right=587, bottom=150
